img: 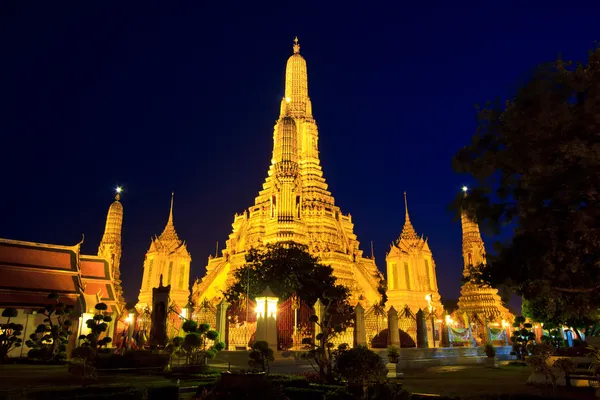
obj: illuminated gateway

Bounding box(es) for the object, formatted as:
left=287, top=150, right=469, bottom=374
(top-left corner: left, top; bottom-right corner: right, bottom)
left=191, top=38, right=384, bottom=307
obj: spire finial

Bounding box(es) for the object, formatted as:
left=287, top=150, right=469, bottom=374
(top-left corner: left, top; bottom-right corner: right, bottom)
left=168, top=192, right=174, bottom=226
left=115, top=186, right=122, bottom=201
left=400, top=191, right=419, bottom=241
left=293, top=36, right=300, bottom=54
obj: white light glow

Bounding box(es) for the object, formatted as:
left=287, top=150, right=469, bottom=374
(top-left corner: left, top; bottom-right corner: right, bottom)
left=285, top=97, right=291, bottom=103
left=116, top=186, right=123, bottom=194
left=267, top=298, right=277, bottom=318
left=425, top=294, right=432, bottom=302
left=462, top=186, right=468, bottom=193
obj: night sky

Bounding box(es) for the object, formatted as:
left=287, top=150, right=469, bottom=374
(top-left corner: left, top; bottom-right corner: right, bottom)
left=1, top=2, right=598, bottom=309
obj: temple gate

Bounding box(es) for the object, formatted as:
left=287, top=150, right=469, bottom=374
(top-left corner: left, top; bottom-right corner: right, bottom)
left=226, top=299, right=256, bottom=350
left=277, top=294, right=315, bottom=350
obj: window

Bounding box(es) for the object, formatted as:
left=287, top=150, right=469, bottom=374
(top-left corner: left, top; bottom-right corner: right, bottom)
left=424, top=259, right=431, bottom=290
left=146, top=259, right=154, bottom=290
left=179, top=264, right=185, bottom=289
left=167, top=261, right=173, bottom=284
left=404, top=262, right=411, bottom=289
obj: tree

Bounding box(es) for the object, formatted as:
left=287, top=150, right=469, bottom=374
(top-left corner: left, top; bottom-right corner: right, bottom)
left=25, top=293, right=74, bottom=362
left=301, top=288, right=355, bottom=383
left=335, top=345, right=386, bottom=386
left=0, top=308, right=23, bottom=363
left=452, top=45, right=600, bottom=331
left=223, top=243, right=349, bottom=306
left=78, top=303, right=113, bottom=349
left=510, top=316, right=535, bottom=361
left=167, top=321, right=225, bottom=366
left=248, top=340, right=274, bottom=373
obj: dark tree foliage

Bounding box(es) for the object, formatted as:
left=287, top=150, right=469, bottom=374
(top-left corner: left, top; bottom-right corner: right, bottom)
left=25, top=292, right=74, bottom=361
left=78, top=303, right=113, bottom=349
left=223, top=243, right=350, bottom=306
left=0, top=308, right=23, bottom=363
left=452, top=46, right=600, bottom=329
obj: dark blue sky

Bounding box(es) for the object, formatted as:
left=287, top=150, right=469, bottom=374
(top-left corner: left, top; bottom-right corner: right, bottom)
left=1, top=1, right=598, bottom=307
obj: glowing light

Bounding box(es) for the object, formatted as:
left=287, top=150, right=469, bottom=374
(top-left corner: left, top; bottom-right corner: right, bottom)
left=116, top=186, right=122, bottom=194
left=501, top=320, right=509, bottom=327
left=425, top=294, right=432, bottom=302
left=445, top=315, right=452, bottom=324
left=462, top=186, right=468, bottom=193
left=255, top=287, right=279, bottom=319
left=285, top=97, right=291, bottom=103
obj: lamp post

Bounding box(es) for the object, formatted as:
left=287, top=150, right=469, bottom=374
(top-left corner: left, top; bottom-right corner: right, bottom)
left=425, top=294, right=436, bottom=347
left=255, top=286, right=279, bottom=350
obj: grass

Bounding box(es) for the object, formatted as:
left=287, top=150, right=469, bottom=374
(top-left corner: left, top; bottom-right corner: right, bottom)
left=402, top=365, right=595, bottom=399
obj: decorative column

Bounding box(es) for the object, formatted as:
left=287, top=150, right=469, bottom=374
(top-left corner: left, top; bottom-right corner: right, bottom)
left=353, top=303, right=367, bottom=347
left=416, top=309, right=429, bottom=348
left=255, top=286, right=278, bottom=351
left=387, top=306, right=400, bottom=347
left=216, top=298, right=229, bottom=347
left=313, top=298, right=325, bottom=338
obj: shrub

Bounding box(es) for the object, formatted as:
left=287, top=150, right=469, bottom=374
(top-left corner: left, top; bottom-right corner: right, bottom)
left=248, top=340, right=274, bottom=373
left=25, top=293, right=74, bottom=362
left=78, top=303, right=113, bottom=349
left=168, top=321, right=225, bottom=367
left=335, top=345, right=386, bottom=385
left=0, top=308, right=23, bottom=363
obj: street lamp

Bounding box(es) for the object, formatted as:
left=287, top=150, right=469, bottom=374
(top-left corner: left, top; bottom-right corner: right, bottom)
left=425, top=294, right=436, bottom=347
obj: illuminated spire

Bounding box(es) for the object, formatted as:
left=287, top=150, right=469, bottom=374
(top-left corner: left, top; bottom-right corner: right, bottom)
left=159, top=192, right=180, bottom=242
left=460, top=188, right=486, bottom=272
left=98, top=187, right=125, bottom=310
left=100, top=188, right=124, bottom=247
left=400, top=192, right=419, bottom=241
left=283, top=36, right=309, bottom=118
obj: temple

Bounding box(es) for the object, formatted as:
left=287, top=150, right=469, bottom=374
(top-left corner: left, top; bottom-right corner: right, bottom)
left=0, top=190, right=124, bottom=358
left=386, top=192, right=443, bottom=314
left=456, top=188, right=512, bottom=324
left=192, top=38, right=383, bottom=307
left=137, top=193, right=191, bottom=311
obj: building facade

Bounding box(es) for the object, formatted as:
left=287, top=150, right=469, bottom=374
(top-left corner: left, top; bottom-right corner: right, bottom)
left=386, top=193, right=443, bottom=315
left=137, top=193, right=191, bottom=311
left=192, top=38, right=383, bottom=307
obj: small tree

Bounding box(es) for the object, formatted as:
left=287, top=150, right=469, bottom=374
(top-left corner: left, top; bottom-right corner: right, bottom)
left=248, top=341, right=274, bottom=373
left=336, top=346, right=386, bottom=395
left=78, top=303, right=113, bottom=349
left=168, top=320, right=225, bottom=366
left=25, top=293, right=74, bottom=362
left=0, top=308, right=23, bottom=363
left=510, top=316, right=536, bottom=361
left=301, top=288, right=354, bottom=383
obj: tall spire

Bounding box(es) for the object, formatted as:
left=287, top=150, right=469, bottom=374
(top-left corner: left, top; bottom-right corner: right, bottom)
left=282, top=36, right=309, bottom=118
left=460, top=187, right=486, bottom=274
left=400, top=192, right=419, bottom=241
left=159, top=192, right=180, bottom=242
left=99, top=188, right=124, bottom=248
left=98, top=187, right=125, bottom=310
left=167, top=191, right=174, bottom=226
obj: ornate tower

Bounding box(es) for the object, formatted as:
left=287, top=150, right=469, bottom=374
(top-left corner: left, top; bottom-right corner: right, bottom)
left=192, top=38, right=383, bottom=306
left=386, top=192, right=442, bottom=313
left=137, top=193, right=191, bottom=311
left=456, top=188, right=512, bottom=321
left=98, top=188, right=125, bottom=310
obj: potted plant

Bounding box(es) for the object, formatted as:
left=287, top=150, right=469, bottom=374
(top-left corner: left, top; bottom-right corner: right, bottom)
left=387, top=345, right=400, bottom=364
left=484, top=342, right=497, bottom=368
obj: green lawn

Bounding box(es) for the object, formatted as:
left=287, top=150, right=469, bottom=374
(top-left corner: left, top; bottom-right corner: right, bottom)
left=401, top=365, right=594, bottom=399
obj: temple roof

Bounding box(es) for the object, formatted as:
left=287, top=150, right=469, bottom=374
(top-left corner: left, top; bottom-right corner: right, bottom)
left=0, top=238, right=82, bottom=309
left=148, top=193, right=190, bottom=257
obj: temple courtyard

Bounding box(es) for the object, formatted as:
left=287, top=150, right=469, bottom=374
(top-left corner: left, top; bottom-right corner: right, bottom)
left=0, top=362, right=595, bottom=399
